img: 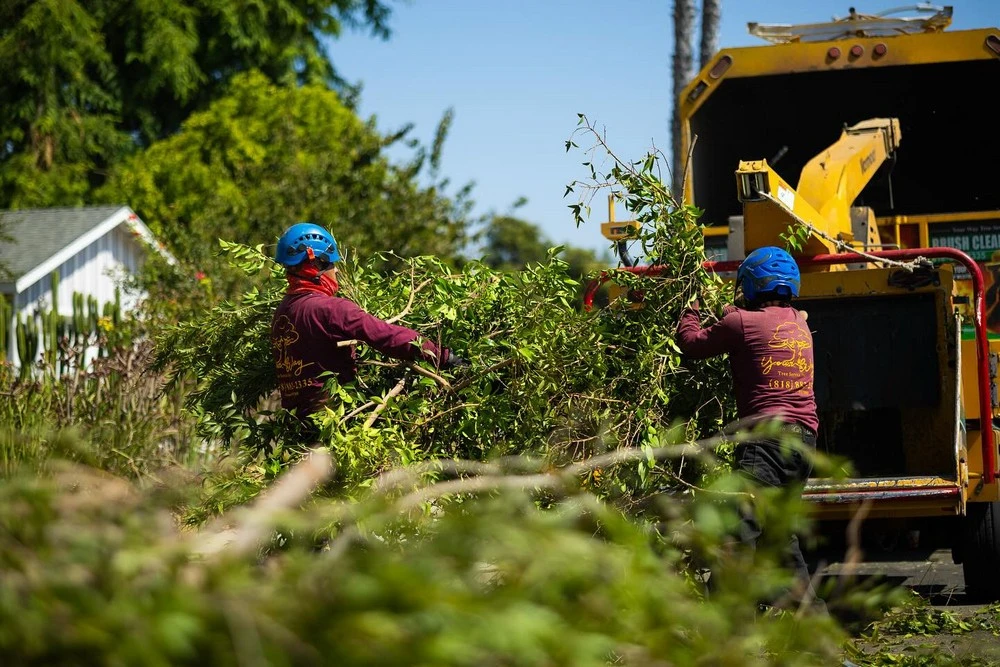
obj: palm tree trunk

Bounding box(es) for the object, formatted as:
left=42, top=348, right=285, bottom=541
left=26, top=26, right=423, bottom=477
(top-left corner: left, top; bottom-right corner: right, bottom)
left=672, top=0, right=696, bottom=198
left=700, top=0, right=721, bottom=69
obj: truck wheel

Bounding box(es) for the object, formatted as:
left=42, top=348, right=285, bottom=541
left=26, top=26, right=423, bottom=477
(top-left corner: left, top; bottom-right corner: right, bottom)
left=961, top=500, right=1000, bottom=601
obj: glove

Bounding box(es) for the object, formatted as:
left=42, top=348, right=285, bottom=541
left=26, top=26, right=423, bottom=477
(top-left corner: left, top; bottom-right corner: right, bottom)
left=443, top=350, right=470, bottom=369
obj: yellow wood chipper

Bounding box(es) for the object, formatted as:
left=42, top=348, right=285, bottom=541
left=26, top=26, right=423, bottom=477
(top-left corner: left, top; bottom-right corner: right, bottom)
left=588, top=6, right=1000, bottom=597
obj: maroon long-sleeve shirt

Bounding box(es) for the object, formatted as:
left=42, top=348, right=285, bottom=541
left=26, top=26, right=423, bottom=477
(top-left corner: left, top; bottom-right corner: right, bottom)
left=271, top=292, right=444, bottom=415
left=676, top=304, right=818, bottom=433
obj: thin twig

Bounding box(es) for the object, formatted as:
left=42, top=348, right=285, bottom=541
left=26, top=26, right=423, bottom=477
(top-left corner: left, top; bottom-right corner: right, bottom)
left=552, top=433, right=602, bottom=448
left=373, top=456, right=542, bottom=493
left=680, top=134, right=699, bottom=204
left=395, top=473, right=561, bottom=513
left=662, top=466, right=753, bottom=499
left=223, top=601, right=268, bottom=667
left=451, top=358, right=517, bottom=392
left=415, top=402, right=481, bottom=426
left=572, top=114, right=679, bottom=209
left=339, top=400, right=377, bottom=425
left=484, top=329, right=514, bottom=340
left=385, top=277, right=434, bottom=325
left=361, top=359, right=452, bottom=390
left=567, top=441, right=713, bottom=476
left=831, top=497, right=873, bottom=602
left=793, top=565, right=827, bottom=620
left=406, top=362, right=452, bottom=391
left=110, top=447, right=143, bottom=480
left=183, top=423, right=786, bottom=570
left=364, top=377, right=407, bottom=429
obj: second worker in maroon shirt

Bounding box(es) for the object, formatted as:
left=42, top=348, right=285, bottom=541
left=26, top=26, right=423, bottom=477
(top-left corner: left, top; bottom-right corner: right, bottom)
left=676, top=245, right=824, bottom=612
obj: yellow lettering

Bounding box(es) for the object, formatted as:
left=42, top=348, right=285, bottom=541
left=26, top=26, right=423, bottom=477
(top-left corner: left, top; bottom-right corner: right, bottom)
left=760, top=355, right=814, bottom=375
left=273, top=314, right=315, bottom=378
left=276, top=352, right=313, bottom=377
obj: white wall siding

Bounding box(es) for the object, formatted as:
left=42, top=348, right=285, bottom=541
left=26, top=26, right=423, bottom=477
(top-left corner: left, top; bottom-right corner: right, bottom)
left=8, top=225, right=148, bottom=365
left=17, top=226, right=143, bottom=319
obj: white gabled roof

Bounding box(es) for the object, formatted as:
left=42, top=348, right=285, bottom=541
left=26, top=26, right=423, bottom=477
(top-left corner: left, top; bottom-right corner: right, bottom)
left=0, top=205, right=175, bottom=295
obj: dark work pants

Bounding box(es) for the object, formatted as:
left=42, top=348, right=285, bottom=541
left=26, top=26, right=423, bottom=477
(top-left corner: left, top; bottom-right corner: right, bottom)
left=734, top=425, right=819, bottom=603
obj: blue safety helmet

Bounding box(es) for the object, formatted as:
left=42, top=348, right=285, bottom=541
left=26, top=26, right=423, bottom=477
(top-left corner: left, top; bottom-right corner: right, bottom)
left=737, top=246, right=800, bottom=302
left=274, top=222, right=340, bottom=268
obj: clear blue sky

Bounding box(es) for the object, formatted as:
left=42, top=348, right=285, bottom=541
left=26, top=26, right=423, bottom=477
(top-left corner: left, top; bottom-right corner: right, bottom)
left=325, top=1, right=999, bottom=256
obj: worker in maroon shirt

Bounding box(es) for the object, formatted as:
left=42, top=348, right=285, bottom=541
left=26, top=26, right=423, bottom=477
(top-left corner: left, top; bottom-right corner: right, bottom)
left=271, top=223, right=467, bottom=424
left=677, top=245, right=821, bottom=606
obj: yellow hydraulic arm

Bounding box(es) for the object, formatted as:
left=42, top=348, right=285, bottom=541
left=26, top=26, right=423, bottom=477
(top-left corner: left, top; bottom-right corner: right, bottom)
left=736, top=118, right=902, bottom=258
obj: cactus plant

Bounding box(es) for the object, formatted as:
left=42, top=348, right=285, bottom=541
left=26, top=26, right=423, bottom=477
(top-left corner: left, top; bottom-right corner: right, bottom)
left=15, top=314, right=24, bottom=368
left=113, top=287, right=121, bottom=328
left=16, top=313, right=39, bottom=379
left=73, top=292, right=85, bottom=346
left=43, top=272, right=60, bottom=371
left=88, top=296, right=99, bottom=333
left=50, top=271, right=60, bottom=317
left=0, top=297, right=10, bottom=363
left=44, top=309, right=56, bottom=369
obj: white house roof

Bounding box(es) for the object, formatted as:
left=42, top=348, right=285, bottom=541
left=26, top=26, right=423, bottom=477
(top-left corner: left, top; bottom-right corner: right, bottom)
left=0, top=205, right=175, bottom=294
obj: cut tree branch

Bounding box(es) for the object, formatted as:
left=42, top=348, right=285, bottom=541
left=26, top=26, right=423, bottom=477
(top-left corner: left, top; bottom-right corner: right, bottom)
left=364, top=377, right=407, bottom=429
left=406, top=362, right=452, bottom=391
left=340, top=400, right=377, bottom=425
left=192, top=448, right=335, bottom=559
left=386, top=276, right=434, bottom=325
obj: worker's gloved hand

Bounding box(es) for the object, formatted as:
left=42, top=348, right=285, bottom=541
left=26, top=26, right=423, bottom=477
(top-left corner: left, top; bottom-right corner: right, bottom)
left=443, top=350, right=470, bottom=369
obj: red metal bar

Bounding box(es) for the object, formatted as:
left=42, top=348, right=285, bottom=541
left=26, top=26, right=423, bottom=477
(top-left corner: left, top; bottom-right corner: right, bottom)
left=583, top=248, right=996, bottom=484
left=583, top=265, right=670, bottom=310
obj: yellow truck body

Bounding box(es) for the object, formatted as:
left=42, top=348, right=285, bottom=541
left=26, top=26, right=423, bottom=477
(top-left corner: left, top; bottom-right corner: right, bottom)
left=673, top=8, right=1000, bottom=595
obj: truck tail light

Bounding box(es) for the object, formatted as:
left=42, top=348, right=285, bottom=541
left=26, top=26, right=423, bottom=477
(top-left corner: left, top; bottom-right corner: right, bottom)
left=827, top=46, right=841, bottom=60
left=850, top=44, right=864, bottom=58
left=873, top=43, right=888, bottom=57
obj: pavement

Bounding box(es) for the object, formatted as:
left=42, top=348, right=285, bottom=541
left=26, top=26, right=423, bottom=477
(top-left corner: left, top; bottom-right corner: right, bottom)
left=822, top=547, right=1000, bottom=665
left=817, top=547, right=980, bottom=611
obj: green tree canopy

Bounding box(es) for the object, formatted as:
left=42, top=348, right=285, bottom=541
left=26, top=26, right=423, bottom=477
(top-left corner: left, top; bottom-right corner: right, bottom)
left=483, top=216, right=549, bottom=271
left=0, top=0, right=395, bottom=209
left=97, top=70, right=471, bottom=277
left=482, top=215, right=608, bottom=278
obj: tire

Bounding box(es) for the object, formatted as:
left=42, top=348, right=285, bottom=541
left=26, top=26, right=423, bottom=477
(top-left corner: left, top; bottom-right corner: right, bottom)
left=961, top=500, right=1000, bottom=601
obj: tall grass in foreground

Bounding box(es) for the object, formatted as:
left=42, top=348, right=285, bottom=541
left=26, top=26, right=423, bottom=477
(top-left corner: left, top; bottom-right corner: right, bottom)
left=0, top=340, right=204, bottom=478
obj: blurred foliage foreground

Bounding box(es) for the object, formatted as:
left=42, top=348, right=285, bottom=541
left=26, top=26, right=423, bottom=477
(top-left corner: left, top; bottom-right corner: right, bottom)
left=0, top=146, right=924, bottom=666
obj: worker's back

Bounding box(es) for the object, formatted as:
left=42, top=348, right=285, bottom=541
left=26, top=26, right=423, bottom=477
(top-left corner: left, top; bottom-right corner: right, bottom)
left=725, top=306, right=818, bottom=433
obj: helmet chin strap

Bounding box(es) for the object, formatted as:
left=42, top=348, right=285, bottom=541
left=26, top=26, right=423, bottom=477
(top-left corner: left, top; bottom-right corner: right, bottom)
left=290, top=250, right=324, bottom=284
left=303, top=248, right=322, bottom=282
